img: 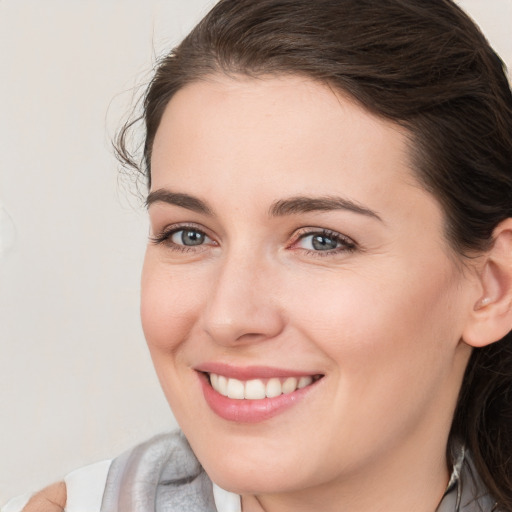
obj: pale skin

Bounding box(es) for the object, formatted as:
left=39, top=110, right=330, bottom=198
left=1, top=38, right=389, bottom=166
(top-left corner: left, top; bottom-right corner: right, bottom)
left=24, top=75, right=512, bottom=512
left=22, top=482, right=65, bottom=512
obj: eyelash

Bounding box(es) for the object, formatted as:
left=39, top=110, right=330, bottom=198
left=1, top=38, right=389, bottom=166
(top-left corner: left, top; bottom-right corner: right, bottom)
left=149, top=224, right=214, bottom=253
left=290, top=228, right=357, bottom=257
left=150, top=225, right=358, bottom=256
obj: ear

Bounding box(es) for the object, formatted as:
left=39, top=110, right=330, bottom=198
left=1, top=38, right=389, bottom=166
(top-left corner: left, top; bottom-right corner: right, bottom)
left=462, top=218, right=512, bottom=348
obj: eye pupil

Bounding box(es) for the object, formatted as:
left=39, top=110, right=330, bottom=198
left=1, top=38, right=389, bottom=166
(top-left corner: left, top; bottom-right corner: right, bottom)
left=182, top=230, right=205, bottom=246
left=312, top=235, right=337, bottom=251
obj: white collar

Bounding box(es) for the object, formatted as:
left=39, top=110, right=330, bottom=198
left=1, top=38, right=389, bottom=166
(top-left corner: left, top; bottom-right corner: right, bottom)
left=213, top=483, right=242, bottom=512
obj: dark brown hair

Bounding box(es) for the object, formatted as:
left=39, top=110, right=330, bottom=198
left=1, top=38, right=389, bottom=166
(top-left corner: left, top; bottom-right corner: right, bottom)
left=116, top=0, right=512, bottom=508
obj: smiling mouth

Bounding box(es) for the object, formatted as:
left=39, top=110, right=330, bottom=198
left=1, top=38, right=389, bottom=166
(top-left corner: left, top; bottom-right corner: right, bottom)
left=207, top=373, right=323, bottom=400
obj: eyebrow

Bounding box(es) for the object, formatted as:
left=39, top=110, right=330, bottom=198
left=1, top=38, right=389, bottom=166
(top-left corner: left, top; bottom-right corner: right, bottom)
left=146, top=189, right=212, bottom=215
left=146, top=188, right=382, bottom=222
left=269, top=195, right=383, bottom=221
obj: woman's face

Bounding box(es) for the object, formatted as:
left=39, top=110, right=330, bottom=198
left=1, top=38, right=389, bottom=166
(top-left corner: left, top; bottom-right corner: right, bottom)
left=142, top=75, right=475, bottom=496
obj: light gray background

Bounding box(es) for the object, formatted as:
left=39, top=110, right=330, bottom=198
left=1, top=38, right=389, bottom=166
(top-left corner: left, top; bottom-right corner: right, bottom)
left=0, top=0, right=510, bottom=503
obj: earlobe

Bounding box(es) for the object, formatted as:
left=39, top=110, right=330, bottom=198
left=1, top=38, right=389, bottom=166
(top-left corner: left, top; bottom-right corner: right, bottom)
left=462, top=219, right=512, bottom=348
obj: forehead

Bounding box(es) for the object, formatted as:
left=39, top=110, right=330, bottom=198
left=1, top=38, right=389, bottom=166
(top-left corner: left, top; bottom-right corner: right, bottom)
left=151, top=74, right=415, bottom=191
left=154, top=74, right=405, bottom=148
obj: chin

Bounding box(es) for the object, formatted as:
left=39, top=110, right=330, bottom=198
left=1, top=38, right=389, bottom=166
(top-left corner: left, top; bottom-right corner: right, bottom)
left=186, top=431, right=314, bottom=495
left=206, top=460, right=304, bottom=496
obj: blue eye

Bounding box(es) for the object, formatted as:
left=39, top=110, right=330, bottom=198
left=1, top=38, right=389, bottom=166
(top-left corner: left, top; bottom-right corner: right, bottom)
left=295, top=229, right=356, bottom=253
left=307, top=234, right=339, bottom=251
left=150, top=225, right=214, bottom=251
left=171, top=229, right=207, bottom=246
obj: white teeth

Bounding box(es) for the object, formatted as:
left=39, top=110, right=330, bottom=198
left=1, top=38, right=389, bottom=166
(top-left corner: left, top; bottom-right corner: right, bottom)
left=245, top=379, right=266, bottom=399
left=266, top=378, right=282, bottom=398
left=227, top=378, right=245, bottom=399
left=282, top=377, right=298, bottom=394
left=209, top=373, right=317, bottom=400
left=297, top=376, right=313, bottom=389
left=217, top=375, right=228, bottom=396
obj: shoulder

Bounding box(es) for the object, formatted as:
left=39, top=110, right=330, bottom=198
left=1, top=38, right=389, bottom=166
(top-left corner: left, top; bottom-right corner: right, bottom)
left=2, top=431, right=216, bottom=512
left=1, top=460, right=110, bottom=512
left=437, top=445, right=498, bottom=512
left=65, top=459, right=112, bottom=512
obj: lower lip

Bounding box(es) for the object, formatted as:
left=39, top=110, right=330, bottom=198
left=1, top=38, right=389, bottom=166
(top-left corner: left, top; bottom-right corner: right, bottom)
left=198, top=373, right=318, bottom=423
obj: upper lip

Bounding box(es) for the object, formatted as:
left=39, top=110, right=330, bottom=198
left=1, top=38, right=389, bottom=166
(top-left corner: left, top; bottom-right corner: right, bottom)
left=195, top=362, right=322, bottom=380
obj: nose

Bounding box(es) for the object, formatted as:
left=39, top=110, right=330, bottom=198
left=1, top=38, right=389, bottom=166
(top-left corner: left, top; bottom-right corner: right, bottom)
left=201, top=251, right=285, bottom=346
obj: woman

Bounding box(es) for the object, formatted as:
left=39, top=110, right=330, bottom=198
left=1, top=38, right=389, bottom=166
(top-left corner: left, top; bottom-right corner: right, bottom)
left=6, top=0, right=512, bottom=511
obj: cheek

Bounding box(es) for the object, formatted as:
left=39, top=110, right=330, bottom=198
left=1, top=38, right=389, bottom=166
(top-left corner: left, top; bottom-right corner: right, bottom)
left=288, top=257, right=464, bottom=397
left=140, top=253, right=211, bottom=423
left=140, top=253, right=205, bottom=354
left=305, top=250, right=459, bottom=335
left=277, top=261, right=465, bottom=466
